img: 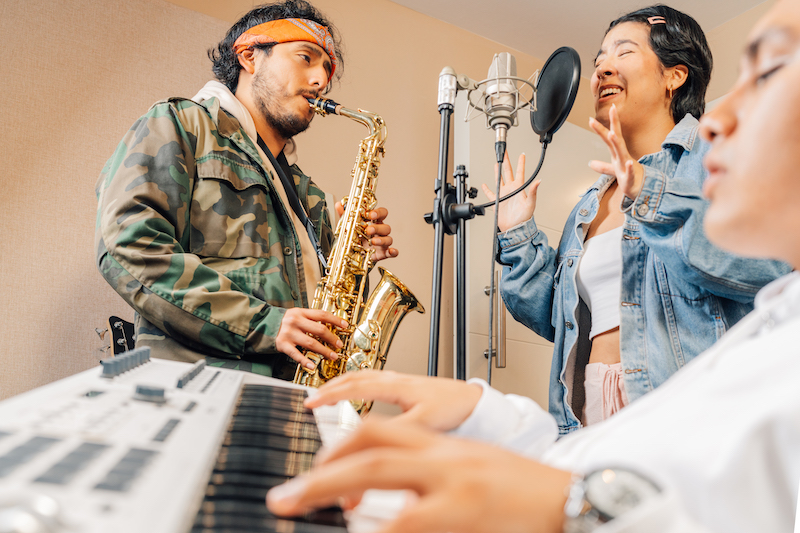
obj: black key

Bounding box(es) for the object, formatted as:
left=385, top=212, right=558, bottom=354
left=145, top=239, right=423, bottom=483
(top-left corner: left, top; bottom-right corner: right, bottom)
left=209, top=471, right=290, bottom=489
left=224, top=431, right=319, bottom=453
left=193, top=383, right=348, bottom=532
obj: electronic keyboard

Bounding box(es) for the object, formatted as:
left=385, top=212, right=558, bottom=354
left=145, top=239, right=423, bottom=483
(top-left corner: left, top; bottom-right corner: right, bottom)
left=0, top=348, right=390, bottom=533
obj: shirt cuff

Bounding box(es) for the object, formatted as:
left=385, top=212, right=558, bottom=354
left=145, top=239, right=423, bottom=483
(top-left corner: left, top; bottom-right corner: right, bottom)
left=624, top=165, right=666, bottom=222
left=497, top=217, right=540, bottom=249
left=595, top=490, right=710, bottom=533
left=449, top=378, right=558, bottom=458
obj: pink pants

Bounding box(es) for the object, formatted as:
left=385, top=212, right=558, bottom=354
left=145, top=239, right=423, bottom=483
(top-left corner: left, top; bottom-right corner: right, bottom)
left=583, top=362, right=629, bottom=426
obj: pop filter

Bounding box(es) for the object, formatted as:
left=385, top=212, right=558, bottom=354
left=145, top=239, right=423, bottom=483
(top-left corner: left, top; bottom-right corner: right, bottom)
left=531, top=46, right=581, bottom=144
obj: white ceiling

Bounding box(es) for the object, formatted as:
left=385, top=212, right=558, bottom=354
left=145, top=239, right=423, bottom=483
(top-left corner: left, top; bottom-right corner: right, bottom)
left=388, top=0, right=766, bottom=76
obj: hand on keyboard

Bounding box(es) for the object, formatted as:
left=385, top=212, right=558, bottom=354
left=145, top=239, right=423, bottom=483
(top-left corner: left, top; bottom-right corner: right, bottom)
left=304, top=370, right=483, bottom=432
left=267, top=418, right=573, bottom=533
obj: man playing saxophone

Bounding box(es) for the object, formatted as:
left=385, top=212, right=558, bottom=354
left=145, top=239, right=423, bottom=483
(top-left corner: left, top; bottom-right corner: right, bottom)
left=95, top=0, right=397, bottom=379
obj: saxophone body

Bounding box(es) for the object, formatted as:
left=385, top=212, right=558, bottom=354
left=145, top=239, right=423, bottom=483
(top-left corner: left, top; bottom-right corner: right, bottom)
left=293, top=97, right=424, bottom=413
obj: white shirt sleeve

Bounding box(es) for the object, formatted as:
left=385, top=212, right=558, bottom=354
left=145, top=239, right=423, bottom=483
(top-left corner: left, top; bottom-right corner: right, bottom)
left=448, top=378, right=558, bottom=458
left=595, top=490, right=714, bottom=533
left=447, top=379, right=721, bottom=533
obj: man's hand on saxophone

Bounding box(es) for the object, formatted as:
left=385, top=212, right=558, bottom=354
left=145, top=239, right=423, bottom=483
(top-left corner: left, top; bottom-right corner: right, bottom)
left=277, top=204, right=396, bottom=372
left=275, top=309, right=349, bottom=371
left=275, top=201, right=398, bottom=372
left=365, top=207, right=398, bottom=261
left=335, top=203, right=398, bottom=261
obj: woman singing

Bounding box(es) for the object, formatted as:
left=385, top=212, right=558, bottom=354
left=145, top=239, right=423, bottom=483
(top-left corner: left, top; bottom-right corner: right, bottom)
left=488, top=5, right=790, bottom=434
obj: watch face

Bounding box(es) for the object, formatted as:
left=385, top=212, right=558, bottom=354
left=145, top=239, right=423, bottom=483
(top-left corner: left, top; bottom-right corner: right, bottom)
left=584, top=468, right=661, bottom=520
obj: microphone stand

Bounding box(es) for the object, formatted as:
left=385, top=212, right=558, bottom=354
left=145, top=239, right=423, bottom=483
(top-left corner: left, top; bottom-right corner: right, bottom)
left=454, top=164, right=477, bottom=380
left=425, top=49, right=578, bottom=382
left=485, top=132, right=506, bottom=385
left=425, top=69, right=516, bottom=381
left=424, top=100, right=452, bottom=378
left=425, top=65, right=543, bottom=380
left=424, top=107, right=484, bottom=378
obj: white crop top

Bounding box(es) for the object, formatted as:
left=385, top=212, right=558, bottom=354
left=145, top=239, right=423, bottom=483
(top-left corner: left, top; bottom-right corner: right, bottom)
left=575, top=226, right=623, bottom=339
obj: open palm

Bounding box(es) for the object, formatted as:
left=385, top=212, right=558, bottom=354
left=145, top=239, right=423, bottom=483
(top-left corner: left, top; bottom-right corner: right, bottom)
left=482, top=152, right=541, bottom=233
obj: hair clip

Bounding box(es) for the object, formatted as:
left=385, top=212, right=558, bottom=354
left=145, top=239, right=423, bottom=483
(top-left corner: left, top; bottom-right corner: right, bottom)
left=648, top=16, right=666, bottom=25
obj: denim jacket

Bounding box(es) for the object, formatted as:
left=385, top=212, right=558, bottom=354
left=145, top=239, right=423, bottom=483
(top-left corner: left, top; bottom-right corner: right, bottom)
left=497, top=115, right=791, bottom=435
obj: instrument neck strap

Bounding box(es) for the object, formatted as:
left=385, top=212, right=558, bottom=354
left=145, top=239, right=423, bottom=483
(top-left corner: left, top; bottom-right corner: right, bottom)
left=257, top=136, right=328, bottom=270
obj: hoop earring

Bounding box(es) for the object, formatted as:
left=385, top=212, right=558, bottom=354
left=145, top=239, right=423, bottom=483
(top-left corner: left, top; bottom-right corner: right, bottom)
left=669, top=87, right=673, bottom=99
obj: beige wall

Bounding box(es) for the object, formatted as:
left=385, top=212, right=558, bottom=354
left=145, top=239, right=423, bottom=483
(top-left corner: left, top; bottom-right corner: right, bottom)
left=706, top=0, right=777, bottom=102
left=0, top=0, right=233, bottom=399
left=0, top=0, right=769, bottom=402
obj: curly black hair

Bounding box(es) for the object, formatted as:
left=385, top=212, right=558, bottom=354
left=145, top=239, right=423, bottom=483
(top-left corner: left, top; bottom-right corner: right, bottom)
left=208, top=0, right=344, bottom=93
left=606, top=4, right=713, bottom=121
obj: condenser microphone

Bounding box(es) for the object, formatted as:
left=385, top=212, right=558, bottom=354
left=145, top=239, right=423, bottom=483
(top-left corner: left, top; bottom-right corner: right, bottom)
left=438, top=66, right=457, bottom=110
left=485, top=53, right=518, bottom=149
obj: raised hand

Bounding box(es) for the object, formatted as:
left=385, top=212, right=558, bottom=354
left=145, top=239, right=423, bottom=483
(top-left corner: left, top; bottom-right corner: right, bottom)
left=588, top=103, right=644, bottom=199
left=304, top=370, right=483, bottom=432
left=266, top=418, right=572, bottom=533
left=481, top=152, right=541, bottom=233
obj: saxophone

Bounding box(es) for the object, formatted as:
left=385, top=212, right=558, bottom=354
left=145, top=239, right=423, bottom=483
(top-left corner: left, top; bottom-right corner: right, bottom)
left=293, top=96, right=425, bottom=413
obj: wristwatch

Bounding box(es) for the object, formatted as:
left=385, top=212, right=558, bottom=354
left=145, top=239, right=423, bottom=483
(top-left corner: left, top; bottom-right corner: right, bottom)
left=563, top=467, right=661, bottom=533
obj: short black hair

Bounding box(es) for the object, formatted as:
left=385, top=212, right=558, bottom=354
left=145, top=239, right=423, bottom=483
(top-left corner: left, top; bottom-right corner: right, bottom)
left=208, top=0, right=344, bottom=93
left=607, top=4, right=712, bottom=121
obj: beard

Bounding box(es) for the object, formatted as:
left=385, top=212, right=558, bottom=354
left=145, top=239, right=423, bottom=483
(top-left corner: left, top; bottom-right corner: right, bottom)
left=252, top=69, right=313, bottom=140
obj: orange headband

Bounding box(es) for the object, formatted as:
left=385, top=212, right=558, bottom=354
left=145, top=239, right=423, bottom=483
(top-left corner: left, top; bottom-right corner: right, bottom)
left=233, top=18, right=337, bottom=80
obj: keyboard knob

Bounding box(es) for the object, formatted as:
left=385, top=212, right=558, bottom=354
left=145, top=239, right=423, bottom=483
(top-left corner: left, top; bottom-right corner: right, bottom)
left=133, top=385, right=166, bottom=404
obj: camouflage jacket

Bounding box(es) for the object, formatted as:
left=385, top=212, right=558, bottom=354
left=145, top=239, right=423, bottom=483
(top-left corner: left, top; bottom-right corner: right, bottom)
left=96, top=96, right=334, bottom=375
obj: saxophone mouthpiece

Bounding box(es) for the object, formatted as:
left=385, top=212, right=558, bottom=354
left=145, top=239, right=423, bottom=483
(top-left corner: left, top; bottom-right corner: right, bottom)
left=307, top=96, right=341, bottom=116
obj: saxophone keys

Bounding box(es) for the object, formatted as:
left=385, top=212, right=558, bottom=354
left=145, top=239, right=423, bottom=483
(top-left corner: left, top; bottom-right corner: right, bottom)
left=336, top=294, right=351, bottom=311
left=345, top=351, right=371, bottom=373
left=352, top=320, right=380, bottom=352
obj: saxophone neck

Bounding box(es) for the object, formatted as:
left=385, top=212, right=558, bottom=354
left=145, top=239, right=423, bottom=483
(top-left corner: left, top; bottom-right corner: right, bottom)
left=307, top=97, right=387, bottom=141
